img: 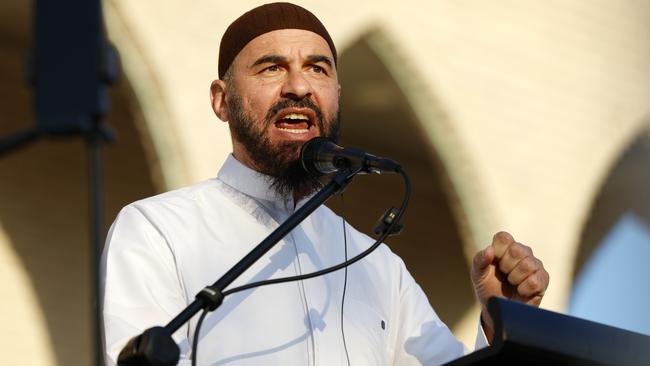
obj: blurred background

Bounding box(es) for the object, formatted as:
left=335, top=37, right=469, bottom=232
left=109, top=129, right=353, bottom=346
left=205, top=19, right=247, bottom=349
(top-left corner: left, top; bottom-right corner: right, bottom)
left=0, top=0, right=648, bottom=365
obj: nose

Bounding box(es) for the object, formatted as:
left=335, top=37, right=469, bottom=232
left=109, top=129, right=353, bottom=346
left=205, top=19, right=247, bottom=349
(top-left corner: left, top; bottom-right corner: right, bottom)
left=281, top=69, right=312, bottom=99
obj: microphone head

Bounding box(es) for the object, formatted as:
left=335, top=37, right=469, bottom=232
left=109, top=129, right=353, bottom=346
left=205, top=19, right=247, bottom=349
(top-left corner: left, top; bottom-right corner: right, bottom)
left=301, top=137, right=400, bottom=175
left=300, top=137, right=341, bottom=176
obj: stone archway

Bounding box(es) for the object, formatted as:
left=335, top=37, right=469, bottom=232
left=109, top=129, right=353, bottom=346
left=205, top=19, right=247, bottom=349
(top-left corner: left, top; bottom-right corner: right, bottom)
left=570, top=124, right=650, bottom=334
left=327, top=28, right=476, bottom=334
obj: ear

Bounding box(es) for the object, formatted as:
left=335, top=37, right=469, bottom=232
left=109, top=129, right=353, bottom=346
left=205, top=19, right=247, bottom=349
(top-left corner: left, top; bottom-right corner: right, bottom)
left=337, top=83, right=341, bottom=97
left=210, top=79, right=230, bottom=122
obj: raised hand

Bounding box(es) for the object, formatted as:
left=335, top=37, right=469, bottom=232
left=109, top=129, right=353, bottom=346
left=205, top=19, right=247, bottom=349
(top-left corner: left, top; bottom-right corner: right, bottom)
left=471, top=231, right=550, bottom=342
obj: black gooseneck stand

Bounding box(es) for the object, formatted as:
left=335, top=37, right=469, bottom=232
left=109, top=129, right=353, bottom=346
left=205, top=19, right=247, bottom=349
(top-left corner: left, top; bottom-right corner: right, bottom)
left=117, top=168, right=358, bottom=366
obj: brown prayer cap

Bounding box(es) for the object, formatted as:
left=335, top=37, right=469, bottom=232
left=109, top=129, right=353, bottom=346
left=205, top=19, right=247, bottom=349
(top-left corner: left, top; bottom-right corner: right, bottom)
left=218, top=2, right=337, bottom=79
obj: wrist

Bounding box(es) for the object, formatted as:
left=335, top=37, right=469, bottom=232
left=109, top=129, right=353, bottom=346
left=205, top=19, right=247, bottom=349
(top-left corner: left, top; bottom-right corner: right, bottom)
left=480, top=307, right=495, bottom=344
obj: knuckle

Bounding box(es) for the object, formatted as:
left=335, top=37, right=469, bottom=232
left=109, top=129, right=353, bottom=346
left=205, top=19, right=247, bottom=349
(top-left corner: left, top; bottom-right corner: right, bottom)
left=510, top=243, right=529, bottom=258
left=523, top=245, right=533, bottom=256
left=543, top=269, right=550, bottom=286
left=493, top=231, right=514, bottom=245
left=472, top=251, right=483, bottom=266
left=517, top=281, right=530, bottom=295
left=517, top=244, right=533, bottom=257
left=527, top=274, right=542, bottom=291
left=520, top=258, right=535, bottom=273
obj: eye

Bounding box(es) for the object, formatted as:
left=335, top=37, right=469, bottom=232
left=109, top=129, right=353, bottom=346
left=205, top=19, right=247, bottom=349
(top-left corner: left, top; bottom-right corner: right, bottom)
left=262, top=64, right=281, bottom=73
left=310, top=65, right=326, bottom=74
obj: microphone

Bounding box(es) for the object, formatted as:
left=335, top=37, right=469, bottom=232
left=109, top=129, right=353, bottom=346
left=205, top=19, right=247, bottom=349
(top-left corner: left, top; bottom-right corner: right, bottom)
left=301, top=137, right=401, bottom=176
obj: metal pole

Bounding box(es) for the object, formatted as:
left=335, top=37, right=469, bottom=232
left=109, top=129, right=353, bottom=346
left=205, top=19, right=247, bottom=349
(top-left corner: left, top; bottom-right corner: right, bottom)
left=88, top=128, right=105, bottom=366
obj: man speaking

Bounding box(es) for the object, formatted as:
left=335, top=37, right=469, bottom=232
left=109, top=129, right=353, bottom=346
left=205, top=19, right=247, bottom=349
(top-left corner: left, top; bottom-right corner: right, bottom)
left=101, top=3, right=549, bottom=365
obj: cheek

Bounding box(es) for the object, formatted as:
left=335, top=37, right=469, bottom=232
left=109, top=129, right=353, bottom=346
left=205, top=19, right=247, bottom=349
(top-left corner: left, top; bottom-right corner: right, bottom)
left=247, top=85, right=281, bottom=117
left=320, top=90, right=340, bottom=116
left=237, top=77, right=276, bottom=104
left=242, top=96, right=270, bottom=120
left=313, top=79, right=340, bottom=107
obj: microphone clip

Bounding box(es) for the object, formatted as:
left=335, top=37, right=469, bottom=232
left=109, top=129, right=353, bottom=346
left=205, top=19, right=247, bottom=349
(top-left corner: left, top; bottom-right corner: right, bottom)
left=373, top=207, right=404, bottom=237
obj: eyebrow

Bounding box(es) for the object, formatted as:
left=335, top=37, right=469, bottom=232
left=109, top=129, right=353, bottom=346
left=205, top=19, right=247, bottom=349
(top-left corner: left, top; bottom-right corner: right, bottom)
left=249, top=54, right=334, bottom=69
left=306, top=55, right=333, bottom=68
left=250, top=55, right=286, bottom=68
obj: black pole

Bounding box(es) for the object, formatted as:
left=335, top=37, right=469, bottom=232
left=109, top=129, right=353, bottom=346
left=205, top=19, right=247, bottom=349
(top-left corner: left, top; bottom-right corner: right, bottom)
left=87, top=126, right=106, bottom=366
left=117, top=168, right=357, bottom=366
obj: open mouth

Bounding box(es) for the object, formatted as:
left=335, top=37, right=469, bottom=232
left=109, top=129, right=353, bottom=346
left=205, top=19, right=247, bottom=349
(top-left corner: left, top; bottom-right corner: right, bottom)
left=274, top=109, right=316, bottom=135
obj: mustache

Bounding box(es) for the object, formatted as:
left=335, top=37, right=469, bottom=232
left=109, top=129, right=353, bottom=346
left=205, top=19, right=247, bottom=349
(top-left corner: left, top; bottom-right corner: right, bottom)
left=264, top=98, right=325, bottom=131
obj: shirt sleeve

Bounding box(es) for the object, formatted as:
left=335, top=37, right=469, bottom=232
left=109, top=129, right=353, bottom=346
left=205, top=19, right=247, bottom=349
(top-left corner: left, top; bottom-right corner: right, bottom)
left=101, top=205, right=192, bottom=366
left=389, top=256, right=469, bottom=366
left=475, top=319, right=490, bottom=349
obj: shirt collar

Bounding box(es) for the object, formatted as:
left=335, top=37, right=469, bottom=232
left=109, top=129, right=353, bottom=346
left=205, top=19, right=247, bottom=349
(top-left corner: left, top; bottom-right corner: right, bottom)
left=217, top=154, right=292, bottom=205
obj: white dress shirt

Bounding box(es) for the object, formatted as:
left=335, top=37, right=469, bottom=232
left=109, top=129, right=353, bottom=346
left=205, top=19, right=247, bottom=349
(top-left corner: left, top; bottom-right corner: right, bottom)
left=101, top=154, right=487, bottom=365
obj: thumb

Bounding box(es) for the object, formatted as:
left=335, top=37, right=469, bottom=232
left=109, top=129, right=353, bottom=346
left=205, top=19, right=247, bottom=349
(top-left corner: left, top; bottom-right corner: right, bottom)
left=472, top=245, right=495, bottom=279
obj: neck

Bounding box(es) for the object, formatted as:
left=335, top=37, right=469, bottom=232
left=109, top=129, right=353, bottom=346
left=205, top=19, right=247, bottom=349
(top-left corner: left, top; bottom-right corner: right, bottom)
left=292, top=183, right=312, bottom=204
left=231, top=150, right=318, bottom=204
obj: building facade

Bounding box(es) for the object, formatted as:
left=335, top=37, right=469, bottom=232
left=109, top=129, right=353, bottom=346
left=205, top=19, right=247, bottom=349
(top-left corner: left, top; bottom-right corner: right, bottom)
left=0, top=1, right=649, bottom=364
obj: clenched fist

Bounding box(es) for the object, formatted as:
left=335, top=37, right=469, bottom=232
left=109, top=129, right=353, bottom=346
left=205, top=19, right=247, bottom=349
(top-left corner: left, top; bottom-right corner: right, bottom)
left=471, top=231, right=550, bottom=342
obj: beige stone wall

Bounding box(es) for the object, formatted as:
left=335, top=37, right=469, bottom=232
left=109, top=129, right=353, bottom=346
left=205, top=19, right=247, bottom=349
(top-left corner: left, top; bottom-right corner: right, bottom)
left=1, top=0, right=649, bottom=363
left=102, top=0, right=650, bottom=345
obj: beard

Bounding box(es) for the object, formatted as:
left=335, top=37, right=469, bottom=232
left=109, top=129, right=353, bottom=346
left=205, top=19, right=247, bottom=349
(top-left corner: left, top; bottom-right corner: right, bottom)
left=226, top=90, right=340, bottom=199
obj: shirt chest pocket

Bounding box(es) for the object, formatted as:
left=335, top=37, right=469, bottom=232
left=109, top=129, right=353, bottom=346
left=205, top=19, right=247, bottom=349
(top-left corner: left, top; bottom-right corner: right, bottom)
left=343, top=298, right=390, bottom=366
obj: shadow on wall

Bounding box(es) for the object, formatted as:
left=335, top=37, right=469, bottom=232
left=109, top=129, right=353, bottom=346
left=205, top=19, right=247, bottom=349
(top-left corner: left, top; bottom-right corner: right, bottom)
left=327, top=29, right=475, bottom=328
left=0, top=38, right=157, bottom=365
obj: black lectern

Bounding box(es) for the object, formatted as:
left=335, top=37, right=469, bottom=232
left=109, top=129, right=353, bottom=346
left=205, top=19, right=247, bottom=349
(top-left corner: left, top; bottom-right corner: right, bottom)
left=444, top=297, right=650, bottom=366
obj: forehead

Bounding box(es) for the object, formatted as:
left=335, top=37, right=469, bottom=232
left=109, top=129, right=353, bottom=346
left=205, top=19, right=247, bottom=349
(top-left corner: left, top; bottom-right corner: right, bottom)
left=234, top=29, right=334, bottom=66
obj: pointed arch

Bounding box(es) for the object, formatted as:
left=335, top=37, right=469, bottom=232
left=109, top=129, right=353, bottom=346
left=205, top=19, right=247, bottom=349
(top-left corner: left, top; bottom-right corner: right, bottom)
left=570, top=119, right=650, bottom=334
left=341, top=26, right=497, bottom=257
left=104, top=0, right=191, bottom=189
left=574, top=121, right=650, bottom=278
left=328, top=26, right=493, bottom=339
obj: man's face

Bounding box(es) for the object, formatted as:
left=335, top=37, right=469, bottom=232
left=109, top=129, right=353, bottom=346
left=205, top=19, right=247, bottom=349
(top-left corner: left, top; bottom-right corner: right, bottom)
left=214, top=29, right=340, bottom=196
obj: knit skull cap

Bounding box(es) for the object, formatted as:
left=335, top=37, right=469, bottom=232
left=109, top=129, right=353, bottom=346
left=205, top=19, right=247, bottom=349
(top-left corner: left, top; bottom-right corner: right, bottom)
left=218, top=2, right=337, bottom=79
